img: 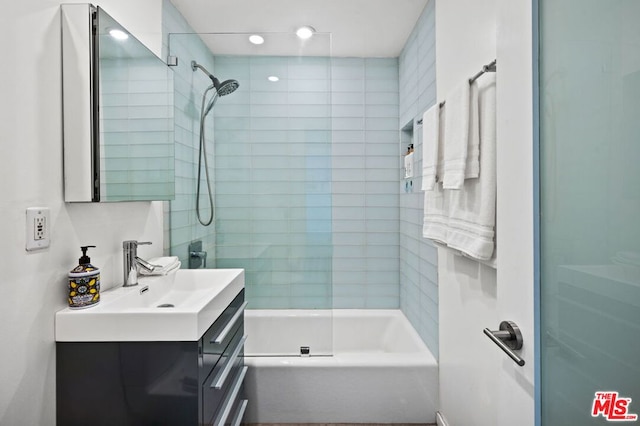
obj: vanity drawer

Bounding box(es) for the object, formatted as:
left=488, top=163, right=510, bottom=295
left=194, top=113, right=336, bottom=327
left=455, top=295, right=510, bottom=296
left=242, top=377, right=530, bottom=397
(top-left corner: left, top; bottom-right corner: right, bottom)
left=224, top=392, right=249, bottom=426
left=202, top=326, right=246, bottom=425
left=199, top=290, right=246, bottom=383
left=200, top=318, right=242, bottom=385
left=210, top=364, right=248, bottom=426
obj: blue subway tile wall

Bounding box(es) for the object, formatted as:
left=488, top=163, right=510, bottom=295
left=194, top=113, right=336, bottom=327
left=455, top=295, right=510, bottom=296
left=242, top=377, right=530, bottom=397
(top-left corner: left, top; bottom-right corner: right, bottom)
left=399, top=0, right=439, bottom=358
left=213, top=56, right=399, bottom=309
left=163, top=1, right=429, bottom=330
left=162, top=0, right=217, bottom=266
left=213, top=55, right=333, bottom=309
left=332, top=58, right=400, bottom=309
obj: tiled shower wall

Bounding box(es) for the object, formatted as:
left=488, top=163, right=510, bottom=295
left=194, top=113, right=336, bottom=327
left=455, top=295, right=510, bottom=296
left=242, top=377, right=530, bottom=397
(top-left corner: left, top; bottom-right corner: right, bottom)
left=162, top=0, right=217, bottom=266
left=212, top=55, right=333, bottom=309
left=212, top=56, right=400, bottom=309
left=161, top=0, right=438, bottom=352
left=330, top=58, right=400, bottom=309
left=398, top=0, right=439, bottom=356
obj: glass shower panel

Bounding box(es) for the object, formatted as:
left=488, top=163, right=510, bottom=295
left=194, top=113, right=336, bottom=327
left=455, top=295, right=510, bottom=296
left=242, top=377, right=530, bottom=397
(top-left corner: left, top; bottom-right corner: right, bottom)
left=169, top=32, right=333, bottom=357
left=539, top=1, right=640, bottom=424
left=212, top=52, right=332, bottom=311
left=167, top=33, right=218, bottom=269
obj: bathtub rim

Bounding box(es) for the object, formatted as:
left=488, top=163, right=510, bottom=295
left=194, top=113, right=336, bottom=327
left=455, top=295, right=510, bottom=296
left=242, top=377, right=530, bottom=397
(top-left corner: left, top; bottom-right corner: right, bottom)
left=242, top=308, right=439, bottom=424
left=244, top=308, right=437, bottom=365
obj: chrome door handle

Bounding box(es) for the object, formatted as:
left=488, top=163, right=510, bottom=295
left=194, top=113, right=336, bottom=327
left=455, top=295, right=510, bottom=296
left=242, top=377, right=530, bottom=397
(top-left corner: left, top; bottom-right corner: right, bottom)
left=483, top=320, right=525, bottom=367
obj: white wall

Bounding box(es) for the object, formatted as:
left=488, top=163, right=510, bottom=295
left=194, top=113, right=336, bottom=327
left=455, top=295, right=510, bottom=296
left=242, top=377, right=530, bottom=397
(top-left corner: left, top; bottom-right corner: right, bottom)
left=0, top=1, right=164, bottom=424
left=436, top=0, right=535, bottom=425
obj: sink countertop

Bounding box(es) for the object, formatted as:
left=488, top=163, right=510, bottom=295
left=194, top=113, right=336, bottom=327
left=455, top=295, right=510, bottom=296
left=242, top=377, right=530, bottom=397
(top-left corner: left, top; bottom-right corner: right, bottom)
left=55, top=268, right=244, bottom=342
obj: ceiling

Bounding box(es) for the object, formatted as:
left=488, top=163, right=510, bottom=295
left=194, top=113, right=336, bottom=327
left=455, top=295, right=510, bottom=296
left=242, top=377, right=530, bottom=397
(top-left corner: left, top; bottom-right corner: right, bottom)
left=169, top=0, right=430, bottom=57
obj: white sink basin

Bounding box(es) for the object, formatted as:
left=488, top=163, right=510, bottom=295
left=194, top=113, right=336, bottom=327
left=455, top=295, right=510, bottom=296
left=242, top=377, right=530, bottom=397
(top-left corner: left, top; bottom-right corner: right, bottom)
left=55, top=269, right=244, bottom=342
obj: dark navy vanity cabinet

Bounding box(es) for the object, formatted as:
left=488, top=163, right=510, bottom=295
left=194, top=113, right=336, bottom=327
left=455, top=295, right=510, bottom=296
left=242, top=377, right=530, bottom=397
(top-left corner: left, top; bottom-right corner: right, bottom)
left=57, top=290, right=247, bottom=426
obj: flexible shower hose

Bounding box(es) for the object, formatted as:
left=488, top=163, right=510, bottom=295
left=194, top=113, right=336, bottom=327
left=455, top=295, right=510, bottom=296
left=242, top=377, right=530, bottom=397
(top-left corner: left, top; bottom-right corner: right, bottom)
left=196, top=85, right=217, bottom=226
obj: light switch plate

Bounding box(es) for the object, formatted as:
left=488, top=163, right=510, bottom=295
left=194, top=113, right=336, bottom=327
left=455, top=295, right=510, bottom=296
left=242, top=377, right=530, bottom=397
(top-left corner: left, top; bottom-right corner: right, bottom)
left=26, top=207, right=50, bottom=251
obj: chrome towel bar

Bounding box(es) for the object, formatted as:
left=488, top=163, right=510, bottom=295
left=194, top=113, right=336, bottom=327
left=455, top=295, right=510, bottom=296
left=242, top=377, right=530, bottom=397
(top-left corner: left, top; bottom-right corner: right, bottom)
left=417, top=59, right=497, bottom=125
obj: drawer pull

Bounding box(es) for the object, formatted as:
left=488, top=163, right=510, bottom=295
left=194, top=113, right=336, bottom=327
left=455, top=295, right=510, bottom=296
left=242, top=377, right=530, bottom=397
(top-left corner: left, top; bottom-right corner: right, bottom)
left=212, top=302, right=248, bottom=344
left=231, top=399, right=248, bottom=426
left=212, top=335, right=247, bottom=389
left=216, top=366, right=248, bottom=426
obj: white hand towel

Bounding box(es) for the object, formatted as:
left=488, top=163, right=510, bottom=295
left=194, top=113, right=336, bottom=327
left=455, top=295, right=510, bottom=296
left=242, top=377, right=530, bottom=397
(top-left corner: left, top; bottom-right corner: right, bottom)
left=139, top=256, right=181, bottom=276
left=446, top=74, right=497, bottom=261
left=442, top=81, right=471, bottom=189
left=421, top=104, right=441, bottom=191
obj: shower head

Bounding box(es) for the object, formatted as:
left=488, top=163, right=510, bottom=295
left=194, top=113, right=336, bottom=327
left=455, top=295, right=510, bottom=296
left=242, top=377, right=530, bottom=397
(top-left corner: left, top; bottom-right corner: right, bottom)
left=191, top=60, right=239, bottom=96
left=216, top=79, right=239, bottom=96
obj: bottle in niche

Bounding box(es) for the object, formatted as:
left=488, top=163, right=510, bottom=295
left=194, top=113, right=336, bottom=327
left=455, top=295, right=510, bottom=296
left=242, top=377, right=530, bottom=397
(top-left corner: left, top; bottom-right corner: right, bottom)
left=404, top=144, right=414, bottom=179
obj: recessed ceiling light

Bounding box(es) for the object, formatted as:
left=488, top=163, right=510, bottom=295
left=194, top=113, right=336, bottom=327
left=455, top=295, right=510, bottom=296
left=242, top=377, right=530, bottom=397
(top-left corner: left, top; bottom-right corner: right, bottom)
left=268, top=76, right=279, bottom=82
left=108, top=28, right=129, bottom=40
left=296, top=26, right=315, bottom=40
left=249, top=35, right=264, bottom=45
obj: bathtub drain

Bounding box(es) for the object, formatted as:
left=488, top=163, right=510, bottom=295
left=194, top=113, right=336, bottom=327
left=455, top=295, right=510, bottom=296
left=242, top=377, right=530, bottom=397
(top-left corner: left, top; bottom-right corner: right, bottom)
left=300, top=346, right=310, bottom=357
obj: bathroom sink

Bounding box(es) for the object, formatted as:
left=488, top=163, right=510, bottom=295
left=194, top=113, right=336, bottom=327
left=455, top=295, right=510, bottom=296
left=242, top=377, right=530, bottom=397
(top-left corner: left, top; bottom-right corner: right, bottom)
left=55, top=269, right=244, bottom=342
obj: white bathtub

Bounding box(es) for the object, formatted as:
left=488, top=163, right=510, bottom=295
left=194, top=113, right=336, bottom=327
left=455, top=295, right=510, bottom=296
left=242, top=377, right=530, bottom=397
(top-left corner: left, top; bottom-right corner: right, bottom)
left=243, top=309, right=438, bottom=424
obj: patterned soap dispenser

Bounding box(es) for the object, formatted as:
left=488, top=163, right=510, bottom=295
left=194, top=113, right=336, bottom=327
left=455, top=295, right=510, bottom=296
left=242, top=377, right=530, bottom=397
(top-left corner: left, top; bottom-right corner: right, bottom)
left=68, top=245, right=101, bottom=309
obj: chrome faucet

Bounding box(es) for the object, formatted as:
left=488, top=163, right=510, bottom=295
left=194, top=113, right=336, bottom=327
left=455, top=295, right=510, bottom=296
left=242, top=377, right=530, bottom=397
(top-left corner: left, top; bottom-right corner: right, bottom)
left=122, top=240, right=156, bottom=287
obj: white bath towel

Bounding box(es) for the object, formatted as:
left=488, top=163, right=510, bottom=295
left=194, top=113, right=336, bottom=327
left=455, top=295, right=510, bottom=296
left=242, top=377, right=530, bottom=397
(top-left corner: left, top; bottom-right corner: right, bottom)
left=442, top=81, right=471, bottom=189
left=446, top=73, right=497, bottom=261
left=423, top=107, right=449, bottom=244
left=421, top=104, right=441, bottom=191
left=423, top=182, right=449, bottom=244
left=139, top=256, right=181, bottom=276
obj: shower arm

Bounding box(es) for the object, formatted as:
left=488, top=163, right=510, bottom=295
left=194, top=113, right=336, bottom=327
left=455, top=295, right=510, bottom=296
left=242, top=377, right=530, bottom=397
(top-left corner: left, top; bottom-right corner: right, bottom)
left=191, top=61, right=214, bottom=80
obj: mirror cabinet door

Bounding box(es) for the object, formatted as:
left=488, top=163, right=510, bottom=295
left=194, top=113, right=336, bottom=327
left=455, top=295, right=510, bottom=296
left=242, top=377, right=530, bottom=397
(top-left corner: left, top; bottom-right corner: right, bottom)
left=62, top=4, right=175, bottom=202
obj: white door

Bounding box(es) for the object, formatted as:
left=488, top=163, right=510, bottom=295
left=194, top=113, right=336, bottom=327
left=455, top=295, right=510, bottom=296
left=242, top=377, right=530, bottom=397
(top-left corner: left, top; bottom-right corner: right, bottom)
left=436, top=1, right=536, bottom=425
left=494, top=1, right=536, bottom=424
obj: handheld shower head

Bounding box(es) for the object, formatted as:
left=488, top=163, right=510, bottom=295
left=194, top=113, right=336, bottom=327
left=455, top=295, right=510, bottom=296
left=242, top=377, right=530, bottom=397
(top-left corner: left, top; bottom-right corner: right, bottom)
left=216, top=79, right=239, bottom=96
left=191, top=60, right=239, bottom=96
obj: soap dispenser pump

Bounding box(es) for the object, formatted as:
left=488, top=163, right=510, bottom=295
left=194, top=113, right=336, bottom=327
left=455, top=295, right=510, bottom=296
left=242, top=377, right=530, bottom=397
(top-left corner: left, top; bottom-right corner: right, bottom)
left=68, top=245, right=101, bottom=309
